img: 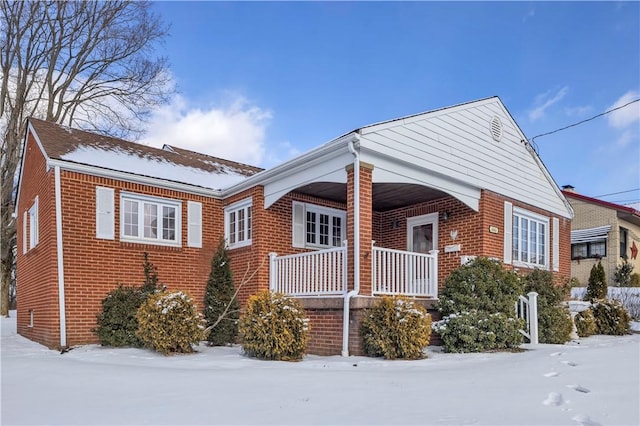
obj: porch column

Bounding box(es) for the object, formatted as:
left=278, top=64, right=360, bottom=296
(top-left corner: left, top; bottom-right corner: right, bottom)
left=346, top=161, right=374, bottom=296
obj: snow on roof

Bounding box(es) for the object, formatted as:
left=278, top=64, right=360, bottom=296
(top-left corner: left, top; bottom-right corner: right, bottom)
left=28, top=118, right=262, bottom=191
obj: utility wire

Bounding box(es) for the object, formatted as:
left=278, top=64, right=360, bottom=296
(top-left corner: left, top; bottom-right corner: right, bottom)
left=531, top=98, right=640, bottom=144
left=593, top=188, right=640, bottom=198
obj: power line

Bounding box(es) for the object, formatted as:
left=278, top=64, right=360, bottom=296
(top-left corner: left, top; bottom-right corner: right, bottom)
left=593, top=188, right=640, bottom=198
left=531, top=98, right=640, bottom=144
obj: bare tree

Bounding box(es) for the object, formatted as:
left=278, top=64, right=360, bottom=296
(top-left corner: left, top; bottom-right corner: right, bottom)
left=0, top=0, right=173, bottom=316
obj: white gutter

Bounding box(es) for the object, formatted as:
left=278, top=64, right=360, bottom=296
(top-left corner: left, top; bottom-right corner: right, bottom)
left=342, top=134, right=361, bottom=357
left=54, top=166, right=67, bottom=348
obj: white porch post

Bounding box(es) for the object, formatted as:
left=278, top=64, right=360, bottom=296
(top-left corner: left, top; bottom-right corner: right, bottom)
left=429, top=249, right=439, bottom=299
left=269, top=252, right=278, bottom=292
left=527, top=291, right=539, bottom=345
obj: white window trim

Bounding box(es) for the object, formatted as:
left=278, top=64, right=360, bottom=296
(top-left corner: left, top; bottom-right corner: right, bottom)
left=225, top=198, right=252, bottom=249
left=119, top=192, right=182, bottom=247
left=512, top=207, right=550, bottom=270
left=28, top=196, right=39, bottom=250
left=292, top=201, right=346, bottom=250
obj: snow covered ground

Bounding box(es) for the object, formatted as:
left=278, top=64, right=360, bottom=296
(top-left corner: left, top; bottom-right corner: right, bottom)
left=1, top=313, right=639, bottom=426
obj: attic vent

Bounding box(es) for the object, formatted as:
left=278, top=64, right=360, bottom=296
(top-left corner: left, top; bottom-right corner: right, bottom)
left=490, top=116, right=503, bottom=142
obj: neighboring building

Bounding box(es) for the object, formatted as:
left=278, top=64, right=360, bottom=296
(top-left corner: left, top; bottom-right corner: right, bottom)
left=16, top=96, right=573, bottom=356
left=562, top=186, right=640, bottom=286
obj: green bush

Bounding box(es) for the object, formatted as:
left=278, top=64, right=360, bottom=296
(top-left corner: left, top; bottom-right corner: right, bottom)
left=360, top=296, right=432, bottom=360
left=433, top=310, right=524, bottom=353
left=585, top=262, right=607, bottom=301
left=575, top=308, right=597, bottom=337
left=538, top=304, right=573, bottom=344
left=239, top=290, right=309, bottom=361
left=136, top=291, right=206, bottom=355
left=523, top=269, right=572, bottom=344
left=591, top=299, right=631, bottom=336
left=629, top=273, right=640, bottom=288
left=94, top=285, right=147, bottom=347
left=203, top=238, right=239, bottom=346
left=614, top=261, right=634, bottom=287
left=438, top=257, right=523, bottom=317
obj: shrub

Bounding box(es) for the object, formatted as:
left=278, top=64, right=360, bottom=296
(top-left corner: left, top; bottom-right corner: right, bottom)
left=585, top=262, right=607, bottom=301
left=630, top=273, right=640, bottom=288
left=203, top=239, right=239, bottom=346
left=360, top=296, right=432, bottom=360
left=239, top=290, right=309, bottom=361
left=136, top=291, right=206, bottom=355
left=438, top=257, right=523, bottom=317
left=433, top=310, right=524, bottom=353
left=575, top=308, right=597, bottom=337
left=591, top=299, right=631, bottom=336
left=523, top=269, right=572, bottom=344
left=95, top=285, right=147, bottom=347
left=614, top=261, right=634, bottom=287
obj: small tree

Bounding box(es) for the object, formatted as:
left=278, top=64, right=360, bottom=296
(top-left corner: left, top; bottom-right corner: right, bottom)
left=614, top=261, right=634, bottom=287
left=203, top=239, right=239, bottom=346
left=141, top=252, right=161, bottom=294
left=585, top=262, right=607, bottom=301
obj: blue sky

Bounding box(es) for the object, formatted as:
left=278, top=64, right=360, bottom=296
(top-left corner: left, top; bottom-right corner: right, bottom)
left=143, top=1, right=639, bottom=206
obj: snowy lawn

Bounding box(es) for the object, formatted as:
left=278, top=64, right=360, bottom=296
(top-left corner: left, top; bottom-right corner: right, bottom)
left=2, top=313, right=639, bottom=426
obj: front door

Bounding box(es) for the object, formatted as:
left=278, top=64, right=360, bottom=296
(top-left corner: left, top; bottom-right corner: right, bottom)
left=407, top=212, right=438, bottom=254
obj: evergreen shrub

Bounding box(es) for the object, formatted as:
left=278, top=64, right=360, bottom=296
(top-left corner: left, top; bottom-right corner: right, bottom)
left=591, top=299, right=631, bottom=336
left=523, top=269, right=572, bottom=344
left=437, top=257, right=523, bottom=316
left=614, top=261, right=634, bottom=287
left=239, top=290, right=309, bottom=361
left=360, top=296, right=432, bottom=360
left=585, top=262, right=607, bottom=301
left=95, top=285, right=147, bottom=347
left=630, top=273, right=640, bottom=288
left=136, top=291, right=206, bottom=355
left=433, top=310, right=524, bottom=353
left=203, top=238, right=239, bottom=346
left=575, top=308, right=597, bottom=337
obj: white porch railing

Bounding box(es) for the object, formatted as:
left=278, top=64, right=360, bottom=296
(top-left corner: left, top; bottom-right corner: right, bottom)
left=372, top=244, right=439, bottom=298
left=516, top=292, right=539, bottom=344
left=269, top=245, right=347, bottom=296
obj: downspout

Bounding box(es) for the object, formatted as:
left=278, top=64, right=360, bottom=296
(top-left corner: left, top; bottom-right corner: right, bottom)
left=54, top=166, right=67, bottom=348
left=342, top=135, right=361, bottom=357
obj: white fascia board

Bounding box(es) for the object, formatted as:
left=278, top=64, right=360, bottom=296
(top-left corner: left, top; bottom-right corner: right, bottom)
left=46, top=158, right=222, bottom=198
left=15, top=121, right=49, bottom=214
left=222, top=132, right=359, bottom=200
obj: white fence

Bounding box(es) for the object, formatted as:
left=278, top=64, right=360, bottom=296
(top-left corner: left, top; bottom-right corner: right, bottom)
left=372, top=246, right=439, bottom=297
left=571, top=287, right=640, bottom=319
left=516, top=292, right=539, bottom=344
left=269, top=246, right=347, bottom=296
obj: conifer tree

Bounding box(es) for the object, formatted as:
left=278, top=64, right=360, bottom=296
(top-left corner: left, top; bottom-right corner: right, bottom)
left=203, top=239, right=239, bottom=345
left=585, top=261, right=607, bottom=301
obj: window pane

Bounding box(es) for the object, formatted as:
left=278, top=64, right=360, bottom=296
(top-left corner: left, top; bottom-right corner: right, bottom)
left=124, top=199, right=139, bottom=237
left=591, top=241, right=606, bottom=258
left=513, top=217, right=519, bottom=261
left=229, top=211, right=236, bottom=244
left=319, top=214, right=329, bottom=246
left=306, top=212, right=316, bottom=244
left=520, top=218, right=529, bottom=262
left=144, top=203, right=158, bottom=238
left=247, top=206, right=252, bottom=240
left=332, top=216, right=341, bottom=247
left=572, top=244, right=587, bottom=258
left=538, top=224, right=545, bottom=265
left=529, top=221, right=537, bottom=264
left=238, top=209, right=245, bottom=241
left=162, top=206, right=176, bottom=240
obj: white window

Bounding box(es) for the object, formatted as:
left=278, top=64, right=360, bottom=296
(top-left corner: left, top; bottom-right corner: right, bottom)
left=292, top=201, right=345, bottom=249
left=28, top=196, right=39, bottom=250
left=225, top=198, right=252, bottom=249
left=512, top=207, right=549, bottom=268
left=120, top=193, right=181, bottom=246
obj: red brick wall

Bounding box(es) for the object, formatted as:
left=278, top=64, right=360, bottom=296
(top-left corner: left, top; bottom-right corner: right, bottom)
left=16, top=133, right=61, bottom=348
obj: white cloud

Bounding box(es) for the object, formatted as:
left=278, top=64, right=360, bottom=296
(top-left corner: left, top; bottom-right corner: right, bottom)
left=607, top=90, right=640, bottom=129
left=528, top=86, right=569, bottom=121
left=615, top=129, right=636, bottom=148
left=142, top=94, right=272, bottom=167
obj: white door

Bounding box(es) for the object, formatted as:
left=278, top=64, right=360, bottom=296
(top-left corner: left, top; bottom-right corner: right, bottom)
left=407, top=212, right=438, bottom=254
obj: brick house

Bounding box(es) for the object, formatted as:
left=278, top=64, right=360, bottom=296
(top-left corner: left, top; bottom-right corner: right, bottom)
left=562, top=187, right=640, bottom=286
left=16, top=96, right=573, bottom=356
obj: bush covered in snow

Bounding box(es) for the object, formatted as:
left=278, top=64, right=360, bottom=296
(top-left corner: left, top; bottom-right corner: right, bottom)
left=135, top=291, right=206, bottom=355
left=575, top=308, right=597, bottom=337
left=239, top=290, right=309, bottom=361
left=591, top=299, right=631, bottom=336
left=433, top=310, right=524, bottom=353
left=523, top=269, right=572, bottom=344
left=360, top=296, right=432, bottom=360
left=438, top=257, right=523, bottom=317
left=95, top=285, right=148, bottom=347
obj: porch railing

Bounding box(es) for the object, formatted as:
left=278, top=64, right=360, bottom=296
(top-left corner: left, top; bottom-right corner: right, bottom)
left=516, top=292, right=539, bottom=344
left=372, top=244, right=439, bottom=298
left=269, top=245, right=347, bottom=296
